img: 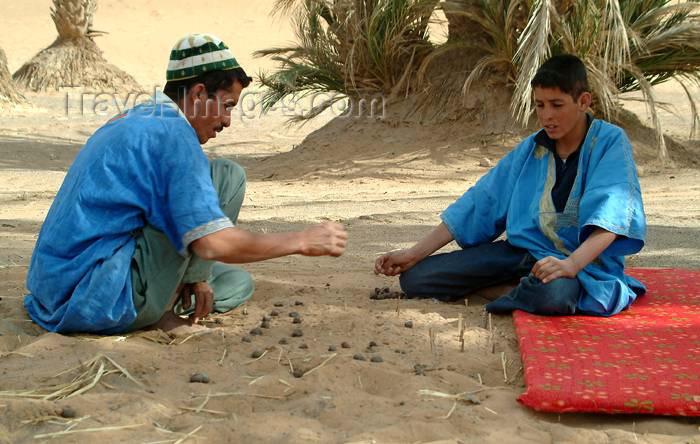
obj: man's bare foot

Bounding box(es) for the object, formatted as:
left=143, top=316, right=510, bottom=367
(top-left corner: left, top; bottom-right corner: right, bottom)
left=150, top=310, right=208, bottom=337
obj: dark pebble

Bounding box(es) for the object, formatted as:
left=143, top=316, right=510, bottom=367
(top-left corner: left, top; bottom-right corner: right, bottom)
left=341, top=342, right=351, bottom=349
left=261, top=321, right=271, bottom=329
left=294, top=301, right=304, bottom=306
left=241, top=335, right=252, bottom=343
left=368, top=341, right=378, bottom=347
left=291, top=329, right=303, bottom=337
left=328, top=345, right=337, bottom=352
left=251, top=349, right=264, bottom=359
left=353, top=353, right=366, bottom=361
left=292, top=317, right=302, bottom=324
left=189, top=372, right=210, bottom=384
left=299, top=343, right=309, bottom=349
left=370, top=355, right=384, bottom=363
left=289, top=311, right=300, bottom=318
left=293, top=368, right=305, bottom=378
left=404, top=320, right=413, bottom=328
left=262, top=315, right=271, bottom=322
left=274, top=302, right=284, bottom=307
left=250, top=327, right=263, bottom=336
left=279, top=337, right=289, bottom=345
left=270, top=310, right=279, bottom=316
left=414, top=364, right=428, bottom=376
left=59, top=406, right=77, bottom=418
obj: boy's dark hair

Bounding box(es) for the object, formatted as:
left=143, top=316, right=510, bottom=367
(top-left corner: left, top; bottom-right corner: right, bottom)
left=163, top=67, right=253, bottom=102
left=531, top=54, right=590, bottom=99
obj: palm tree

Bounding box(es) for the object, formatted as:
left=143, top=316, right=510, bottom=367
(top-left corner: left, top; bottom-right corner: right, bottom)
left=258, top=0, right=700, bottom=160
left=0, top=48, right=25, bottom=105
left=13, top=0, right=139, bottom=92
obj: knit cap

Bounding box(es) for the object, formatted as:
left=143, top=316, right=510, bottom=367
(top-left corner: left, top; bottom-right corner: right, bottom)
left=167, top=33, right=243, bottom=81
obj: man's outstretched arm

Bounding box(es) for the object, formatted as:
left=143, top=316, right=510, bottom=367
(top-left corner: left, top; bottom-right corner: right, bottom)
left=190, top=221, right=347, bottom=263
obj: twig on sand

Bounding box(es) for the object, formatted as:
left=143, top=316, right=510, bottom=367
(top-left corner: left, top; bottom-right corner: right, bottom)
left=173, top=425, right=203, bottom=444
left=218, top=347, right=228, bottom=366
left=33, top=423, right=146, bottom=439
left=507, top=365, right=523, bottom=384
left=245, top=350, right=268, bottom=364
left=192, top=391, right=293, bottom=401
left=179, top=406, right=226, bottom=415
left=477, top=373, right=483, bottom=385
left=0, top=351, right=33, bottom=359
left=484, top=406, right=499, bottom=415
left=419, top=387, right=509, bottom=419
left=287, top=358, right=295, bottom=374
left=395, top=291, right=402, bottom=316
left=458, top=314, right=465, bottom=352
left=301, top=353, right=337, bottom=378
left=501, top=352, right=508, bottom=382
left=0, top=353, right=143, bottom=401
left=174, top=329, right=213, bottom=346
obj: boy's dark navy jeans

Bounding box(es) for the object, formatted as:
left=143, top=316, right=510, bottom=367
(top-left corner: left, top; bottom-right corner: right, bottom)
left=399, top=240, right=580, bottom=315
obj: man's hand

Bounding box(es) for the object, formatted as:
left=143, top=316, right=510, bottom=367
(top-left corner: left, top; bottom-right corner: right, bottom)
left=299, top=222, right=347, bottom=257
left=374, top=249, right=420, bottom=276
left=179, top=281, right=214, bottom=324
left=532, top=256, right=580, bottom=284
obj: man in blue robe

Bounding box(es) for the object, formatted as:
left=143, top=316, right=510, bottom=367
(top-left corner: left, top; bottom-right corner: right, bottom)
left=375, top=54, right=646, bottom=316
left=25, top=33, right=348, bottom=335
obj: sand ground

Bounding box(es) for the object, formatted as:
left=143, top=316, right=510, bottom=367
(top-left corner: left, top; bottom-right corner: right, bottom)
left=1, top=1, right=700, bottom=443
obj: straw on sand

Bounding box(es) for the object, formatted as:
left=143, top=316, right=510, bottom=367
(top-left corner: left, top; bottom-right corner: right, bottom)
left=0, top=353, right=144, bottom=401
left=418, top=387, right=508, bottom=419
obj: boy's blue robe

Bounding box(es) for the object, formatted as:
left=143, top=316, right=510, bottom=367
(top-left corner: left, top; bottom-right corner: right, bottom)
left=441, top=119, right=646, bottom=316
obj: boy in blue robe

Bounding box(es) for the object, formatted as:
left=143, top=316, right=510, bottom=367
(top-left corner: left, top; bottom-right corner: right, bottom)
left=375, top=54, right=646, bottom=316
left=24, top=34, right=348, bottom=335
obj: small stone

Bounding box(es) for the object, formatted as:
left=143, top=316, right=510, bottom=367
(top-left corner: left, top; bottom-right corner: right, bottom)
left=189, top=372, right=210, bottom=384
left=274, top=302, right=284, bottom=307
left=278, top=337, right=289, bottom=345
left=241, top=335, right=252, bottom=343
left=299, top=343, right=309, bottom=349
left=291, top=329, right=303, bottom=337
left=404, top=320, right=413, bottom=328
left=251, top=349, right=264, bottom=359
left=341, top=341, right=351, bottom=349
left=414, top=364, right=428, bottom=376
left=292, top=317, right=302, bottom=324
left=261, top=321, right=271, bottom=329
left=294, top=301, right=304, bottom=306
left=59, top=406, right=77, bottom=418
left=250, top=327, right=263, bottom=336
left=353, top=353, right=366, bottom=361
left=368, top=341, right=378, bottom=347
left=293, top=368, right=305, bottom=378
left=479, top=157, right=492, bottom=167
left=328, top=345, right=337, bottom=352
left=370, top=355, right=383, bottom=363
left=261, top=315, right=271, bottom=322
left=270, top=310, right=279, bottom=316
left=289, top=311, right=300, bottom=318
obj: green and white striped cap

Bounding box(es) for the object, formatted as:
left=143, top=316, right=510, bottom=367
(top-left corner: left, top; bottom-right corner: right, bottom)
left=167, top=33, right=242, bottom=82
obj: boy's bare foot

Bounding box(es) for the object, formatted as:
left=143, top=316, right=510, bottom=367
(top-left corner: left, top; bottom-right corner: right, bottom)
left=150, top=310, right=208, bottom=337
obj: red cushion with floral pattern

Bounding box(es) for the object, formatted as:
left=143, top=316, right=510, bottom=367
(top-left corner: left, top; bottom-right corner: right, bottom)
left=515, top=268, right=700, bottom=416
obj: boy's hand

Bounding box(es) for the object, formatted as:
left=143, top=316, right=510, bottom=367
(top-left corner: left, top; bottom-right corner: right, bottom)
left=532, top=256, right=580, bottom=284
left=374, top=249, right=420, bottom=276
left=299, top=222, right=347, bottom=257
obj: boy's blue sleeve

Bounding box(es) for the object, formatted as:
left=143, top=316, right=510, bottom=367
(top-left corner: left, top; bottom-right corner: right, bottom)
left=578, top=126, right=645, bottom=256
left=440, top=141, right=529, bottom=248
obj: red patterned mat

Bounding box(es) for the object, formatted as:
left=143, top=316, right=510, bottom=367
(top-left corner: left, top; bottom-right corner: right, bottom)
left=514, top=268, right=700, bottom=416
